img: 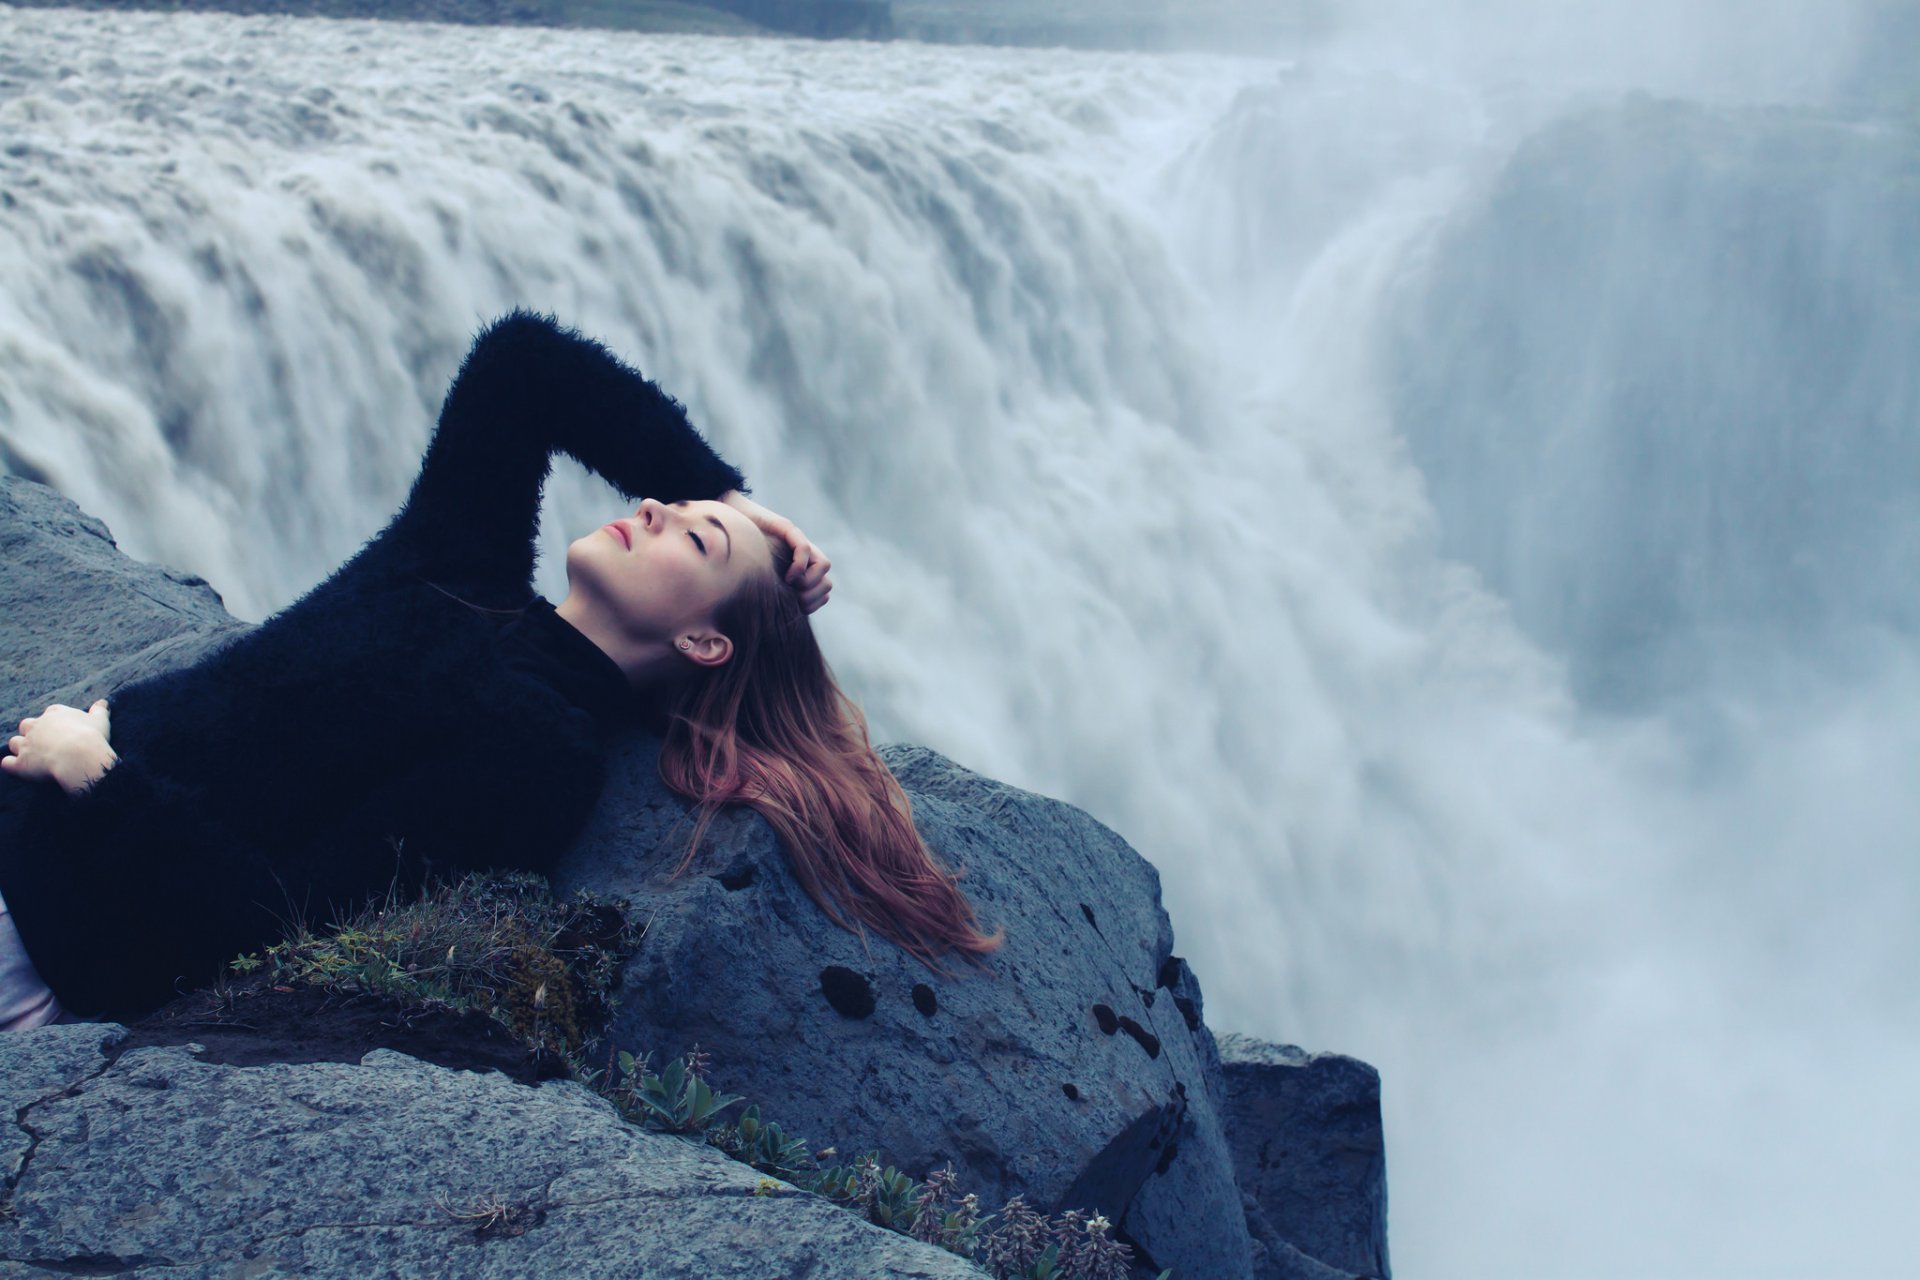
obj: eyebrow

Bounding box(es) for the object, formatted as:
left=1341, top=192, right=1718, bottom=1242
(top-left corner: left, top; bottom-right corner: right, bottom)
left=706, top=514, right=732, bottom=561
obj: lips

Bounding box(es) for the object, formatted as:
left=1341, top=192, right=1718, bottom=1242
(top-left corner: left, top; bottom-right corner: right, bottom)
left=606, top=522, right=632, bottom=549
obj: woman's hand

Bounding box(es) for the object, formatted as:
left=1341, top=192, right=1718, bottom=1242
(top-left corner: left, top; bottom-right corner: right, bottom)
left=722, top=492, right=833, bottom=614
left=3, top=700, right=120, bottom=796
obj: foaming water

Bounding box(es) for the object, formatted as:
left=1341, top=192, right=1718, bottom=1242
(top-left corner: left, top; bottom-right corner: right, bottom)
left=1, top=7, right=1912, bottom=1277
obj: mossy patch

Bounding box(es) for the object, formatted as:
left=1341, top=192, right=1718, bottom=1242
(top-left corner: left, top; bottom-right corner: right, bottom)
left=125, top=871, right=636, bottom=1081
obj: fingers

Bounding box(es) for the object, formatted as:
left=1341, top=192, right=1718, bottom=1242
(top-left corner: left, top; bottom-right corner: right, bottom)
left=784, top=542, right=814, bottom=584
left=738, top=499, right=833, bottom=611
left=784, top=541, right=829, bottom=584
left=782, top=541, right=832, bottom=614
left=4, top=718, right=70, bottom=786
left=8, top=701, right=112, bottom=756
left=18, top=706, right=89, bottom=735
left=797, top=562, right=832, bottom=613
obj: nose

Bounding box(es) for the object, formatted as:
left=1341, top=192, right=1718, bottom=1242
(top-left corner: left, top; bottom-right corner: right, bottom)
left=637, top=497, right=666, bottom=531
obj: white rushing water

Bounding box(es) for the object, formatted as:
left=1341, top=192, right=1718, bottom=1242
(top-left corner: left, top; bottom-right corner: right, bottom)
left=2, top=6, right=1913, bottom=1276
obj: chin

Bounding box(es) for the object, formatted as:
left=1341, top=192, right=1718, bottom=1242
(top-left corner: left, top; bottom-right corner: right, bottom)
left=561, top=536, right=605, bottom=588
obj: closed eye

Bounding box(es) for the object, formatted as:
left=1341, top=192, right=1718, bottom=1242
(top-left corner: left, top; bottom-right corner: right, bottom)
left=689, top=530, right=706, bottom=555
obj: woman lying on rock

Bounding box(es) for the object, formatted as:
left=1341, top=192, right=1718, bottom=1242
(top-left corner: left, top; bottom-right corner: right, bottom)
left=0, top=311, right=1002, bottom=1030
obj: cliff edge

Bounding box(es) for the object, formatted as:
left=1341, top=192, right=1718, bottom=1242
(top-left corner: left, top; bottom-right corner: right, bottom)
left=0, top=473, right=1387, bottom=1279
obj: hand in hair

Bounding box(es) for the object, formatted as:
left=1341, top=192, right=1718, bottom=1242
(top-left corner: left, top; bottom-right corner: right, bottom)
left=4, top=700, right=119, bottom=796
left=722, top=491, right=833, bottom=614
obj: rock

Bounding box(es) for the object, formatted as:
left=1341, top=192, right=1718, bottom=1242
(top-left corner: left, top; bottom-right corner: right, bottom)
left=0, top=1024, right=989, bottom=1278
left=0, top=1021, right=127, bottom=1188
left=0, top=474, right=1390, bottom=1279
left=1217, top=1034, right=1390, bottom=1280
left=556, top=738, right=1255, bottom=1279
left=1242, top=1198, right=1372, bottom=1280
left=0, top=475, right=247, bottom=726
left=706, top=0, right=893, bottom=39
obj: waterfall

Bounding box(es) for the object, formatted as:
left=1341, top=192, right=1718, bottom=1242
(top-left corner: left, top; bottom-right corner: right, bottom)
left=3, top=5, right=1912, bottom=1276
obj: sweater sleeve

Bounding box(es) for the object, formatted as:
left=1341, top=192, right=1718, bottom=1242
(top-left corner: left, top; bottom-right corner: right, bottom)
left=1, top=757, right=300, bottom=1019
left=357, top=310, right=749, bottom=598
left=4, top=686, right=607, bottom=1021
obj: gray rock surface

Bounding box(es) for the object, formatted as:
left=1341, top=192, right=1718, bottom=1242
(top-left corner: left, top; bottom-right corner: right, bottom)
left=1217, top=1034, right=1390, bottom=1280
left=0, top=475, right=247, bottom=726
left=0, top=474, right=1391, bottom=1279
left=557, top=737, right=1255, bottom=1280
left=0, top=1024, right=989, bottom=1278
left=0, top=1021, right=124, bottom=1190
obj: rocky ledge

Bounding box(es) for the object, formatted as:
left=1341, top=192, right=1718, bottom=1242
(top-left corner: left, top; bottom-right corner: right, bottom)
left=0, top=1024, right=988, bottom=1278
left=0, top=474, right=1389, bottom=1279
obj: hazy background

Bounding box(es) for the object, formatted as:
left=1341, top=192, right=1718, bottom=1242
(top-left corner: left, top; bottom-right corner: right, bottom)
left=1, top=1, right=1914, bottom=1275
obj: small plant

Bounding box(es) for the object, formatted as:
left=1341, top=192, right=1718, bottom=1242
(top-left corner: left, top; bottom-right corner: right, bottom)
left=908, top=1165, right=982, bottom=1253
left=975, top=1194, right=1052, bottom=1277
left=599, top=1047, right=744, bottom=1133
left=812, top=1151, right=921, bottom=1229
left=576, top=1046, right=1170, bottom=1279
left=435, top=1189, right=539, bottom=1240
left=707, top=1104, right=815, bottom=1183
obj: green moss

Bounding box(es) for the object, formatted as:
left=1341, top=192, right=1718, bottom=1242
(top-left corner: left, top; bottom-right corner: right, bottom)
left=229, top=870, right=636, bottom=1060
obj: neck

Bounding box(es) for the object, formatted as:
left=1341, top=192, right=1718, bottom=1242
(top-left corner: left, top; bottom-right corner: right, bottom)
left=554, top=592, right=683, bottom=690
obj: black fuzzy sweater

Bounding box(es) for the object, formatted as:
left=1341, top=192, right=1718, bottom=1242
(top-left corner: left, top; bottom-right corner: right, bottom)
left=0, top=312, right=747, bottom=1020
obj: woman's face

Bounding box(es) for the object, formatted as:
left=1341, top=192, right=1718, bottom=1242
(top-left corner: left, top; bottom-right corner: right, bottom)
left=565, top=498, right=772, bottom=644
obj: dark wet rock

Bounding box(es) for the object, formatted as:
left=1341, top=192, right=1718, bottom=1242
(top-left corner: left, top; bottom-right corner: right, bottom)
left=559, top=737, right=1256, bottom=1279
left=1218, top=1034, right=1391, bottom=1280
left=120, top=972, right=563, bottom=1083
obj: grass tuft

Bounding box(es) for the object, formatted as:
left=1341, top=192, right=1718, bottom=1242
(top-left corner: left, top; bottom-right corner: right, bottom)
left=229, top=870, right=636, bottom=1062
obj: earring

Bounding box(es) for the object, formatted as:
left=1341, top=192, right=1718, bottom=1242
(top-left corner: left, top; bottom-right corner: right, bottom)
left=679, top=640, right=692, bottom=651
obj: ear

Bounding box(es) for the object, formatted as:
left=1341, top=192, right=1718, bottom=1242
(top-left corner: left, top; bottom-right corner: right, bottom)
left=680, top=630, right=734, bottom=669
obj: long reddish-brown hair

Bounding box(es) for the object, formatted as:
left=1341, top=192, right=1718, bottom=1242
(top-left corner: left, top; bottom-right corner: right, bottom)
left=654, top=538, right=1004, bottom=975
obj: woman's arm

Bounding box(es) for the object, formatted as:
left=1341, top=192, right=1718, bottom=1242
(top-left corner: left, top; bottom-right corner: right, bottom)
left=355, top=311, right=748, bottom=598
left=0, top=673, right=606, bottom=1019
left=0, top=740, right=292, bottom=1019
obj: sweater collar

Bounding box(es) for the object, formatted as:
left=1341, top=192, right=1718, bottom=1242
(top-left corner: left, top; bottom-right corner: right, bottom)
left=501, top=596, right=634, bottom=725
